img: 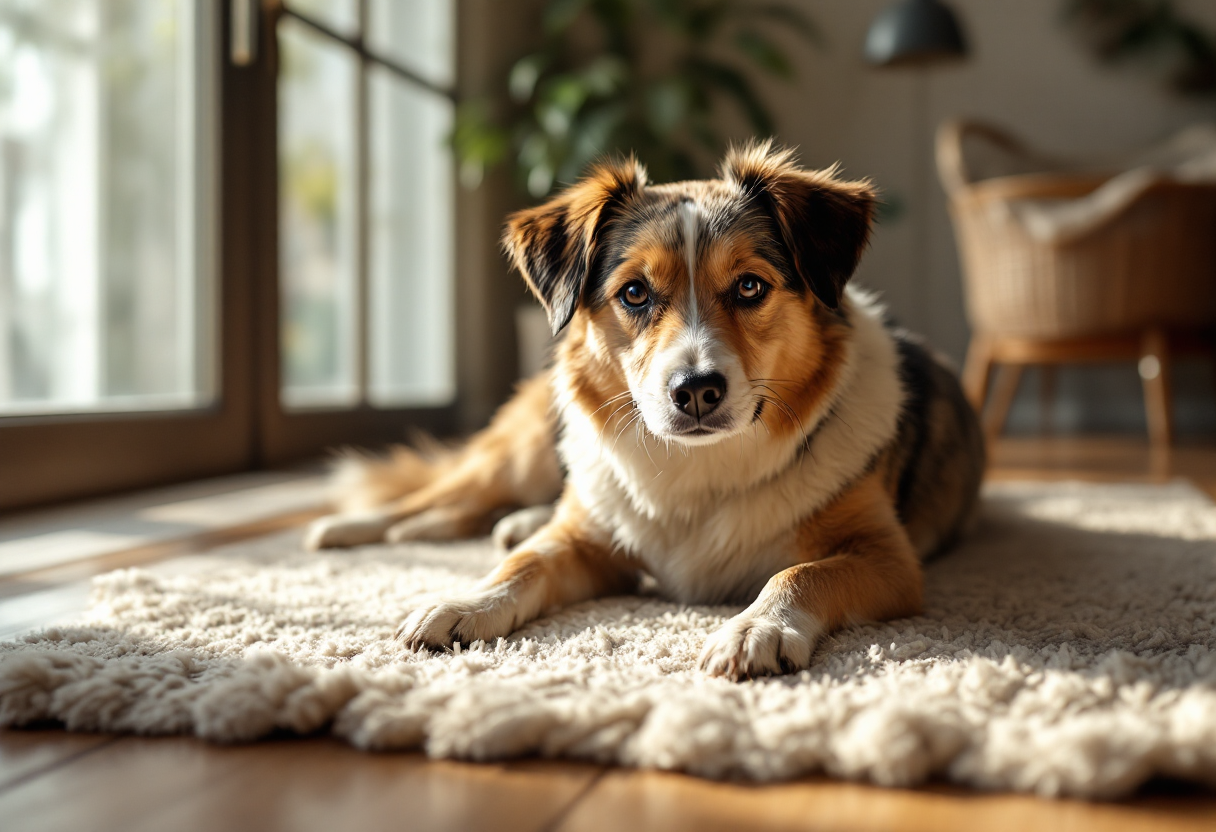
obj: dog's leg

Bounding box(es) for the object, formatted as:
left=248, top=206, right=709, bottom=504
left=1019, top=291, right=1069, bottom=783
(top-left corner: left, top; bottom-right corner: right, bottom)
left=491, top=504, right=557, bottom=551
left=699, top=472, right=923, bottom=680
left=306, top=372, right=562, bottom=550
left=397, top=497, right=633, bottom=649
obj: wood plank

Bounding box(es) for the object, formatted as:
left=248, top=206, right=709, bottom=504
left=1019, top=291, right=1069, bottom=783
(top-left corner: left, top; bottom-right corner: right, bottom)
left=0, top=735, right=603, bottom=832
left=0, top=581, right=92, bottom=640
left=0, top=508, right=323, bottom=590
left=557, top=769, right=1216, bottom=832
left=155, top=742, right=603, bottom=832
left=0, top=729, right=115, bottom=793
left=0, top=472, right=326, bottom=583
left=986, top=436, right=1216, bottom=500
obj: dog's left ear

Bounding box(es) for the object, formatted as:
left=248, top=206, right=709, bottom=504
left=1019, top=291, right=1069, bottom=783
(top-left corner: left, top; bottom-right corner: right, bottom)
left=503, top=157, right=648, bottom=335
left=722, top=141, right=875, bottom=310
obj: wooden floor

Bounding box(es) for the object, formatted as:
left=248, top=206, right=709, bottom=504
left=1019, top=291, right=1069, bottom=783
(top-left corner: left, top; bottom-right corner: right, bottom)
left=3, top=435, right=1216, bottom=832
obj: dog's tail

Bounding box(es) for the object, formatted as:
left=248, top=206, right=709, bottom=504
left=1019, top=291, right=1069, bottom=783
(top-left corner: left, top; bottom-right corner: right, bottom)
left=326, top=371, right=563, bottom=518
left=328, top=435, right=454, bottom=515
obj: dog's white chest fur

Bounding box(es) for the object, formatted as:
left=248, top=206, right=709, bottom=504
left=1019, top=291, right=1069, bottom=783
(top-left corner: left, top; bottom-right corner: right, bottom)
left=556, top=291, right=905, bottom=605
left=563, top=434, right=809, bottom=603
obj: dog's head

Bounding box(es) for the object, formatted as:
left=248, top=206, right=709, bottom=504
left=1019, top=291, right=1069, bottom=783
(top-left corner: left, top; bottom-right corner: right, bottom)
left=503, top=141, right=876, bottom=446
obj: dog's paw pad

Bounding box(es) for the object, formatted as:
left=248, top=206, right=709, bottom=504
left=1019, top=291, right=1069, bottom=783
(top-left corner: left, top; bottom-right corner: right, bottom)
left=698, top=609, right=822, bottom=680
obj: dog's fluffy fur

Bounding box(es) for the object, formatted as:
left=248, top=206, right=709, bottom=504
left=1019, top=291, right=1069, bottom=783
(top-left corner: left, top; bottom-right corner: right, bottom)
left=306, top=142, right=985, bottom=680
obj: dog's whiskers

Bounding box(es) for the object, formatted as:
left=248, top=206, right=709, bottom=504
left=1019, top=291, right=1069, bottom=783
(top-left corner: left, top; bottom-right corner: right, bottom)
left=754, top=394, right=798, bottom=435
left=750, top=384, right=808, bottom=442
left=751, top=400, right=773, bottom=439
left=749, top=377, right=802, bottom=392
left=636, top=418, right=659, bottom=467
left=609, top=406, right=645, bottom=457
left=591, top=391, right=633, bottom=417
left=598, top=398, right=638, bottom=442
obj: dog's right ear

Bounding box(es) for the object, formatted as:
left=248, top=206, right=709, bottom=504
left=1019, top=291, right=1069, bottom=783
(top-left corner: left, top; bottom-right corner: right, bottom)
left=503, top=158, right=647, bottom=335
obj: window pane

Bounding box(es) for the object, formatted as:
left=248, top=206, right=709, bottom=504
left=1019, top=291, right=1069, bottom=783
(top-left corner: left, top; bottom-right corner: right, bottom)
left=368, top=68, right=455, bottom=408
left=366, top=0, right=454, bottom=90
left=0, top=0, right=217, bottom=416
left=278, top=17, right=358, bottom=409
left=282, top=0, right=359, bottom=40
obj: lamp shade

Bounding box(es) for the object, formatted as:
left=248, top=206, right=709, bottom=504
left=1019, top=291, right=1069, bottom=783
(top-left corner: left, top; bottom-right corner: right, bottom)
left=864, top=0, right=968, bottom=67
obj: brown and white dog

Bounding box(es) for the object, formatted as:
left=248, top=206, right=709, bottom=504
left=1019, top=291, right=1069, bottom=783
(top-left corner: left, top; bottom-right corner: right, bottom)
left=306, top=141, right=985, bottom=680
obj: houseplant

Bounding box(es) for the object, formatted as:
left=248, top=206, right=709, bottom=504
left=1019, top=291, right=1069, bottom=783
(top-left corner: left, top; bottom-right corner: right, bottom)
left=1064, top=0, right=1216, bottom=96
left=452, top=0, right=820, bottom=197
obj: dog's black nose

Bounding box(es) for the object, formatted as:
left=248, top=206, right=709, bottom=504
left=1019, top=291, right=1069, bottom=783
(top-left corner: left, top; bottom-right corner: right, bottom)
left=669, top=370, right=727, bottom=419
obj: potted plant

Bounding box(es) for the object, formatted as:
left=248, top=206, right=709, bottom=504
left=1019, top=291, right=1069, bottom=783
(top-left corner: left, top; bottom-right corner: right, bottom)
left=452, top=0, right=820, bottom=197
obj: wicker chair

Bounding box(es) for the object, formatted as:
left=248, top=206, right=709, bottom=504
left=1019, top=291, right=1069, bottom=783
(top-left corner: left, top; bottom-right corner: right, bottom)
left=937, top=119, right=1216, bottom=452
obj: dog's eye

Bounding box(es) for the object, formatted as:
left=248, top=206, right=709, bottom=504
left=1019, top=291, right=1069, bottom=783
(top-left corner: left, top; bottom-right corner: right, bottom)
left=736, top=275, right=767, bottom=302
left=619, top=281, right=651, bottom=309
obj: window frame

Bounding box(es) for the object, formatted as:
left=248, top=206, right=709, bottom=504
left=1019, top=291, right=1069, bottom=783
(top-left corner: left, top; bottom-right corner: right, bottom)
left=0, top=0, right=460, bottom=512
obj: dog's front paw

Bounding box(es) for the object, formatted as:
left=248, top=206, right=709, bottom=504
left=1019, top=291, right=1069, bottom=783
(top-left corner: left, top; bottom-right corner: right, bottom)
left=396, top=591, right=520, bottom=650
left=699, top=607, right=823, bottom=680
left=304, top=513, right=394, bottom=550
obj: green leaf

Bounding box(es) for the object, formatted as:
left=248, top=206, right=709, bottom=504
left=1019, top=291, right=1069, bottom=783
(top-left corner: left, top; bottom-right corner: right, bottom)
left=656, top=0, right=730, bottom=42
left=519, top=130, right=552, bottom=167
left=528, top=161, right=556, bottom=197
left=1176, top=23, right=1216, bottom=62
left=544, top=0, right=591, bottom=35
left=566, top=102, right=627, bottom=178
left=734, top=28, right=793, bottom=79
left=650, top=0, right=685, bottom=28
left=685, top=56, right=775, bottom=136
left=688, top=118, right=720, bottom=153
left=688, top=0, right=732, bottom=41
left=450, top=100, right=508, bottom=161
left=741, top=3, right=822, bottom=45
left=536, top=74, right=591, bottom=137
left=509, top=54, right=549, bottom=103
left=547, top=75, right=592, bottom=112
left=587, top=0, right=634, bottom=53
left=580, top=55, right=628, bottom=96
left=449, top=99, right=509, bottom=189
left=646, top=77, right=692, bottom=137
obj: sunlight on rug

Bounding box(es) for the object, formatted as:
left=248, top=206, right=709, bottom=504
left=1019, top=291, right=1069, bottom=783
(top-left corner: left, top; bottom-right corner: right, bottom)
left=3, top=480, right=1216, bottom=798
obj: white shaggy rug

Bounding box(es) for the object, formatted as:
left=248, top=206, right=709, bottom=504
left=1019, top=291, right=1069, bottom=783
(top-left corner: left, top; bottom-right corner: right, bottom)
left=3, top=480, right=1216, bottom=799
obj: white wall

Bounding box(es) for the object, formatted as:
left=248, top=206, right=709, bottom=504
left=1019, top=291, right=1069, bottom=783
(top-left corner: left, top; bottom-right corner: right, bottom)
left=747, top=0, right=1216, bottom=433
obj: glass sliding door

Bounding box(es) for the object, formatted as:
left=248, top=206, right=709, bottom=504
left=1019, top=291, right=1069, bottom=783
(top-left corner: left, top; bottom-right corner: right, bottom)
left=0, top=0, right=462, bottom=510
left=0, top=0, right=217, bottom=416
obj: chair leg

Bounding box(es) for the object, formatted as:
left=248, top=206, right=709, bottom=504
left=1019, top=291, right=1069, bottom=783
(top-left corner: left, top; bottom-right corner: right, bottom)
left=1139, top=327, right=1173, bottom=457
left=962, top=335, right=995, bottom=414
left=984, top=364, right=1023, bottom=440
left=1039, top=365, right=1056, bottom=434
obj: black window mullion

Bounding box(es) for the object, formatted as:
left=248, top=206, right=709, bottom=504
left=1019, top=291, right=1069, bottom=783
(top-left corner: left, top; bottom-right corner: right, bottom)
left=277, top=4, right=455, bottom=101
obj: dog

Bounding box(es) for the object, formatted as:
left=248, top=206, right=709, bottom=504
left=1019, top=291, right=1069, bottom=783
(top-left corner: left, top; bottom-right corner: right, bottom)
left=305, top=141, right=985, bottom=680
